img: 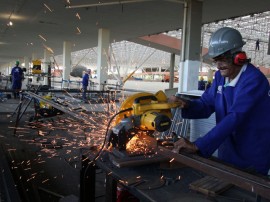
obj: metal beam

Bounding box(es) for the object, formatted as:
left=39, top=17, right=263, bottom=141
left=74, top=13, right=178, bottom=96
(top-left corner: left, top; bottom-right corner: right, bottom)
left=24, top=92, right=97, bottom=125
left=158, top=147, right=270, bottom=199
left=66, top=0, right=155, bottom=9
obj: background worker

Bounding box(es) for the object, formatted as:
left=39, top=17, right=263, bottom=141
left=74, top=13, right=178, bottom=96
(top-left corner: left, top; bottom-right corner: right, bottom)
left=198, top=76, right=206, bottom=90
left=170, top=27, right=270, bottom=175
left=11, top=61, right=23, bottom=99
left=82, top=70, right=89, bottom=102
left=205, top=78, right=212, bottom=89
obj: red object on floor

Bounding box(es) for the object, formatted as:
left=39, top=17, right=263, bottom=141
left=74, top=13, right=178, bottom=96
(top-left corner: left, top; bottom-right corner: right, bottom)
left=117, top=186, right=139, bottom=202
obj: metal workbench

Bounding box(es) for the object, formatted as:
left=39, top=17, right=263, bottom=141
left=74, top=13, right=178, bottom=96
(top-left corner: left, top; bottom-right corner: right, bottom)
left=81, top=149, right=270, bottom=202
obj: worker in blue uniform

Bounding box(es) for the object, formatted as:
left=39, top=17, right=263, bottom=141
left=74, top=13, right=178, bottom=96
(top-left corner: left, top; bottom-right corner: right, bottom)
left=171, top=27, right=270, bottom=175
left=11, top=61, right=23, bottom=99
left=198, top=76, right=206, bottom=90
left=82, top=70, right=89, bottom=102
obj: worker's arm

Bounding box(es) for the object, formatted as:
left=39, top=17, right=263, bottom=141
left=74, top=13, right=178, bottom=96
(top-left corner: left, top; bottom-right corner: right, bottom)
left=181, top=80, right=217, bottom=119
left=194, top=69, right=269, bottom=157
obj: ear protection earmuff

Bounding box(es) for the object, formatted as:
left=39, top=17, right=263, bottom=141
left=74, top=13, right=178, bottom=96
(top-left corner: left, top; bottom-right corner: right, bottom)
left=232, top=51, right=251, bottom=66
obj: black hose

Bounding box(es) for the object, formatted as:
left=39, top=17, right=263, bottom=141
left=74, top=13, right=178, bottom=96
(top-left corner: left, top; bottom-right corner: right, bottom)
left=93, top=107, right=133, bottom=161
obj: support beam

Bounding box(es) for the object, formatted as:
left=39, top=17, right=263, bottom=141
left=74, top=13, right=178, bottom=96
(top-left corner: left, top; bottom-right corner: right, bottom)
left=97, top=28, right=110, bottom=90
left=24, top=57, right=30, bottom=70
left=169, top=53, right=175, bottom=89
left=178, top=0, right=202, bottom=92
left=43, top=49, right=51, bottom=85
left=63, top=41, right=72, bottom=88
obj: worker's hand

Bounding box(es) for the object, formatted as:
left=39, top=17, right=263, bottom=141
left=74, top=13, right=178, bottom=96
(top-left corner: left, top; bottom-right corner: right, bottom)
left=168, top=95, right=189, bottom=108
left=172, top=137, right=198, bottom=154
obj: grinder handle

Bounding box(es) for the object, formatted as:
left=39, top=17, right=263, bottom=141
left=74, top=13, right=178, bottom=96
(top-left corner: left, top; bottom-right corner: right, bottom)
left=133, top=95, right=157, bottom=104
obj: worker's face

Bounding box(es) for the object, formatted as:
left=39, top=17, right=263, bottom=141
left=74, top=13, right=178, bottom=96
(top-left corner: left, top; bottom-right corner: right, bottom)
left=213, top=56, right=242, bottom=80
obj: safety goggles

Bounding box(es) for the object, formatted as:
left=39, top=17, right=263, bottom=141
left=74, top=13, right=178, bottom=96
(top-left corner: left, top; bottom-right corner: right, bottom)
left=212, top=56, right=232, bottom=66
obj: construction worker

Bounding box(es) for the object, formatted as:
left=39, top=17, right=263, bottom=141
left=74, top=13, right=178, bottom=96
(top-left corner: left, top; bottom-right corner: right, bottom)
left=256, top=39, right=260, bottom=50
left=205, top=78, right=212, bottom=89
left=82, top=70, right=89, bottom=102
left=198, top=76, right=206, bottom=90
left=170, top=27, right=270, bottom=175
left=11, top=61, right=23, bottom=99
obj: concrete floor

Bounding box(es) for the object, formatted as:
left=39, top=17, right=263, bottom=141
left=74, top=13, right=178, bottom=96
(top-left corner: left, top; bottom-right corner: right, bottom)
left=0, top=94, right=120, bottom=202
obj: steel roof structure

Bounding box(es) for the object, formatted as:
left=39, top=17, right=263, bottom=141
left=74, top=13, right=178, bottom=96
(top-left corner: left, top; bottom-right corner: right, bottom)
left=1, top=0, right=270, bottom=71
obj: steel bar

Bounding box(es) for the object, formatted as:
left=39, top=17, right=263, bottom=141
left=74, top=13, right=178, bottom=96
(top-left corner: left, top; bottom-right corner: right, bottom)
left=38, top=187, right=64, bottom=199
left=66, top=0, right=154, bottom=9
left=158, top=147, right=270, bottom=199
left=18, top=86, right=41, bottom=121
left=80, top=155, right=96, bottom=202
left=105, top=174, right=117, bottom=202
left=24, top=92, right=96, bottom=125
left=14, top=99, right=23, bottom=135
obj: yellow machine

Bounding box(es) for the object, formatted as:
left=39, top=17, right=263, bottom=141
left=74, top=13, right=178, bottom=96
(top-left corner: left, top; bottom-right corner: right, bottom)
left=32, top=59, right=42, bottom=74
left=39, top=94, right=53, bottom=109
left=107, top=90, right=179, bottom=151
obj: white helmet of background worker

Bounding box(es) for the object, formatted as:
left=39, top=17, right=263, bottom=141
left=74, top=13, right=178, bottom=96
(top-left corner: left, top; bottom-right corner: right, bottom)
left=204, top=27, right=246, bottom=59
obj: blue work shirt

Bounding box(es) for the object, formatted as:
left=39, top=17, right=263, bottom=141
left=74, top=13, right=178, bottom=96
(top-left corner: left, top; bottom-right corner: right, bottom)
left=82, top=73, right=89, bottom=87
left=11, top=66, right=23, bottom=89
left=11, top=66, right=23, bottom=81
left=198, top=80, right=206, bottom=90
left=182, top=63, right=270, bottom=175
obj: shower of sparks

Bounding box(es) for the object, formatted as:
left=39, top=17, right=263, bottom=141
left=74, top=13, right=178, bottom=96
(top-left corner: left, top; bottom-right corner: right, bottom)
left=5, top=93, right=120, bottom=190
left=76, top=27, right=81, bottom=34
left=126, top=132, right=157, bottom=156
left=44, top=3, right=53, bottom=12
left=39, top=34, right=47, bottom=42
left=75, top=13, right=81, bottom=20
left=42, top=179, right=49, bottom=184
left=43, top=44, right=54, bottom=54
left=119, top=180, right=125, bottom=184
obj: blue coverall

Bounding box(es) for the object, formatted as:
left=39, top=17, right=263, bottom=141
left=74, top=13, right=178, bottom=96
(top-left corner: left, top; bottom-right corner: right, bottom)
left=198, top=80, right=206, bottom=90
left=82, top=73, right=89, bottom=101
left=182, top=63, right=270, bottom=175
left=11, top=66, right=23, bottom=98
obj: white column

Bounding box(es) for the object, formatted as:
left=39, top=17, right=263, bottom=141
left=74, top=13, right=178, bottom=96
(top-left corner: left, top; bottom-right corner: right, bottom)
left=31, top=53, right=36, bottom=80
left=43, top=49, right=51, bottom=85
left=97, top=28, right=110, bottom=90
left=169, top=53, right=175, bottom=89
left=8, top=62, right=13, bottom=75
left=24, top=57, right=30, bottom=70
left=23, top=57, right=30, bottom=89
left=178, top=0, right=202, bottom=92
left=63, top=41, right=72, bottom=88
left=32, top=53, right=37, bottom=61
